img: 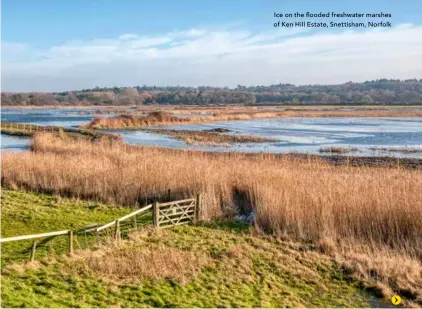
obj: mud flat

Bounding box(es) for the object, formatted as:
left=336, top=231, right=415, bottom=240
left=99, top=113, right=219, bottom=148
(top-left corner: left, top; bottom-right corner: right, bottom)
left=285, top=153, right=422, bottom=169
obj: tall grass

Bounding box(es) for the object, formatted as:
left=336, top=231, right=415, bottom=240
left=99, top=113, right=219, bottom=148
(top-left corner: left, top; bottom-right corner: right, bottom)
left=2, top=133, right=421, bottom=256
left=80, top=246, right=210, bottom=284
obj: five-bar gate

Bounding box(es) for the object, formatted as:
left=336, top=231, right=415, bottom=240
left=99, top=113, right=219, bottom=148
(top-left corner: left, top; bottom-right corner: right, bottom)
left=153, top=193, right=201, bottom=228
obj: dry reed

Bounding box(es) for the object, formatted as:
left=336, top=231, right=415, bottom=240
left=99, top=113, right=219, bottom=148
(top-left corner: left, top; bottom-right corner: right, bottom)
left=2, top=133, right=421, bottom=257
left=149, top=128, right=277, bottom=145
left=319, top=146, right=359, bottom=154
left=82, top=246, right=210, bottom=284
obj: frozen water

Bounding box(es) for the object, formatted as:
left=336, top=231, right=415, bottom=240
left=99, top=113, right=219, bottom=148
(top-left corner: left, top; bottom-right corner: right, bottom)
left=1, top=108, right=421, bottom=158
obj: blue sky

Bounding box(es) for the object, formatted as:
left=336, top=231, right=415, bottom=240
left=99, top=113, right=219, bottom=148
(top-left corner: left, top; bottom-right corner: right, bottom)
left=2, top=0, right=422, bottom=91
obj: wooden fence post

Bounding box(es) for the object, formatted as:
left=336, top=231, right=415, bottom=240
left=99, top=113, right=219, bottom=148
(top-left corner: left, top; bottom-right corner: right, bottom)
left=152, top=201, right=159, bottom=228
left=195, top=193, right=201, bottom=223
left=114, top=221, right=120, bottom=240
left=68, top=231, right=74, bottom=254
left=30, top=241, right=37, bottom=261
left=133, top=215, right=137, bottom=229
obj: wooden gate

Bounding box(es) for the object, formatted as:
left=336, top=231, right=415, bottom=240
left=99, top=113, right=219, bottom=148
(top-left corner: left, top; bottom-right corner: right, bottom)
left=153, top=193, right=201, bottom=228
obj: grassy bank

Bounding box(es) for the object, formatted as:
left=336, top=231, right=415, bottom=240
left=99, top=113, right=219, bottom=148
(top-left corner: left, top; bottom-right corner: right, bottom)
left=0, top=123, right=120, bottom=143
left=2, top=133, right=422, bottom=304
left=2, top=219, right=375, bottom=308
left=0, top=189, right=146, bottom=267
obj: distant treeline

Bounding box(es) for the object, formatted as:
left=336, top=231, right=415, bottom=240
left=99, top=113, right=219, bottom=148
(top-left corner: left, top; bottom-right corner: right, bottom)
left=2, top=79, right=422, bottom=106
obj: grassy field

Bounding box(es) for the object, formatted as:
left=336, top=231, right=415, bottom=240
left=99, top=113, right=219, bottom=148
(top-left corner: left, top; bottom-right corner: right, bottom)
left=0, top=189, right=149, bottom=267
left=1, top=189, right=377, bottom=308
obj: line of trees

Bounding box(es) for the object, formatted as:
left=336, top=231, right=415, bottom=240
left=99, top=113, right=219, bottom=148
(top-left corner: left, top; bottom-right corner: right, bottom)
left=2, top=79, right=422, bottom=106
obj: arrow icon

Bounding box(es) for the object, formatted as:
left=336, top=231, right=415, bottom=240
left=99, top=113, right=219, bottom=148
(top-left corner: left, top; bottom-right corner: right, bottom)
left=391, top=295, right=401, bottom=305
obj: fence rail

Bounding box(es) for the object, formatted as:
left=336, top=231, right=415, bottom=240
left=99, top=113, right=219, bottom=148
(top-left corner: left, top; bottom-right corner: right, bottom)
left=0, top=194, right=201, bottom=262
left=0, top=230, right=70, bottom=243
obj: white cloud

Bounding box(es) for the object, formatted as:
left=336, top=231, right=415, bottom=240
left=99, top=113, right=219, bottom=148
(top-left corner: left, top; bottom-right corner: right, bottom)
left=170, top=28, right=208, bottom=38
left=2, top=24, right=422, bottom=92
left=119, top=33, right=139, bottom=40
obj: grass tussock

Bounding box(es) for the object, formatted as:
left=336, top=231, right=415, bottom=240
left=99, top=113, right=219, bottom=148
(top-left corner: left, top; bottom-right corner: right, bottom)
left=335, top=242, right=422, bottom=304
left=81, top=246, right=210, bottom=284
left=149, top=128, right=277, bottom=145
left=319, top=146, right=359, bottom=154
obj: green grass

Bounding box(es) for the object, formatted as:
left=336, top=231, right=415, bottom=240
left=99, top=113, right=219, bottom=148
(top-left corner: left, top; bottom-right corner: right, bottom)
left=1, top=189, right=150, bottom=267
left=1, top=190, right=378, bottom=307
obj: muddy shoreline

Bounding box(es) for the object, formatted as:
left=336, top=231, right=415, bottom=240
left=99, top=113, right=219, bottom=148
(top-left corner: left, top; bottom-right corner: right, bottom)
left=283, top=153, right=422, bottom=169
left=194, top=150, right=422, bottom=169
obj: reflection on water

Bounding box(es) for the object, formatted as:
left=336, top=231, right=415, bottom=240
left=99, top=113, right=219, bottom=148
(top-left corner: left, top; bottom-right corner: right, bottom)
left=1, top=108, right=422, bottom=158
left=156, top=117, right=422, bottom=157
left=0, top=107, right=112, bottom=128
left=0, top=134, right=29, bottom=151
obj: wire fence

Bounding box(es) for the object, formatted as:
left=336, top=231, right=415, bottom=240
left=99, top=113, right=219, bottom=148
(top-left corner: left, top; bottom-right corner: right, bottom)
left=1, top=194, right=201, bottom=266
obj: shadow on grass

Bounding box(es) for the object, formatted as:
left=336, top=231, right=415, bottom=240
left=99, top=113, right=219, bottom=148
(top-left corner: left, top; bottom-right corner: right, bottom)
left=197, top=219, right=251, bottom=234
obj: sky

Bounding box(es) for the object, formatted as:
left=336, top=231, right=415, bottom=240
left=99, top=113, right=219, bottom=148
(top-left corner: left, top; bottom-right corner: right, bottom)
left=1, top=0, right=422, bottom=92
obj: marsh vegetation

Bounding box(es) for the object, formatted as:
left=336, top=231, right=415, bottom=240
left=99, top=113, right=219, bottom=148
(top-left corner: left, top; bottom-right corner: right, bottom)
left=319, top=147, right=359, bottom=154
left=1, top=133, right=421, bottom=305
left=146, top=128, right=277, bottom=145
left=84, top=107, right=422, bottom=129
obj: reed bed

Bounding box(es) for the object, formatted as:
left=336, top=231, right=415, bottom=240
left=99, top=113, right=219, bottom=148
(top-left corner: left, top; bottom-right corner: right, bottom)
left=1, top=133, right=421, bottom=254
